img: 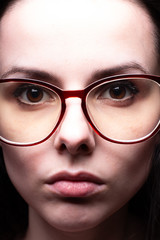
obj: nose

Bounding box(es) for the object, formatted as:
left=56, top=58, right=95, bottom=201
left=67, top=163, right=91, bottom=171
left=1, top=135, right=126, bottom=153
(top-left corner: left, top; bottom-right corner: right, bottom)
left=54, top=98, right=96, bottom=155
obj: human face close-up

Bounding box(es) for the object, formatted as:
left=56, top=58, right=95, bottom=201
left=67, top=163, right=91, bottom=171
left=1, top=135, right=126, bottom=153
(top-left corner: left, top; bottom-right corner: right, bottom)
left=0, top=0, right=159, bottom=239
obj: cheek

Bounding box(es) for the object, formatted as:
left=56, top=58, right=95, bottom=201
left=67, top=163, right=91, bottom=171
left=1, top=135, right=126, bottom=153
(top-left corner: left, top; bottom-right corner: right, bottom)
left=89, top=138, right=156, bottom=219
left=1, top=145, right=41, bottom=202
left=100, top=137, right=155, bottom=196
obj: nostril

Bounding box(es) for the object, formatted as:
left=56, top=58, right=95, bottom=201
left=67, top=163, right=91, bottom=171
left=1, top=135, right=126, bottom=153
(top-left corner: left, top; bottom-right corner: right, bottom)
left=79, top=144, right=89, bottom=152
left=60, top=143, right=67, bottom=152
left=58, top=143, right=90, bottom=155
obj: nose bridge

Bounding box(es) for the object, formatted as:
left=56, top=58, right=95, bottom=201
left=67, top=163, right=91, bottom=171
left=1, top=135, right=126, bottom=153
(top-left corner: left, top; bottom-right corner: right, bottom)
left=61, top=89, right=87, bottom=124
left=63, top=97, right=85, bottom=123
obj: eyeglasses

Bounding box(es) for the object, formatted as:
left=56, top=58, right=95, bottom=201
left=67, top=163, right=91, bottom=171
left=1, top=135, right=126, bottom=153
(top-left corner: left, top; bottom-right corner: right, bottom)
left=0, top=74, right=159, bottom=146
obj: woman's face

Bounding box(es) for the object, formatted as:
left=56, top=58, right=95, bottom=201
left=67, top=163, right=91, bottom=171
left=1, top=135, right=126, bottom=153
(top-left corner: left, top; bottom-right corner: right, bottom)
left=0, top=0, right=159, bottom=234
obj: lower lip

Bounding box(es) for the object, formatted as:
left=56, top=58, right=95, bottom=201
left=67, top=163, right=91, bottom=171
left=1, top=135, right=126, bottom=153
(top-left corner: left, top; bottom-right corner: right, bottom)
left=48, top=180, right=103, bottom=197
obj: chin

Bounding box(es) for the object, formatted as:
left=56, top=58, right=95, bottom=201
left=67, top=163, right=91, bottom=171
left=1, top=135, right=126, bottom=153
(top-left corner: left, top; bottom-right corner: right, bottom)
left=43, top=208, right=104, bottom=233
left=49, top=219, right=99, bottom=233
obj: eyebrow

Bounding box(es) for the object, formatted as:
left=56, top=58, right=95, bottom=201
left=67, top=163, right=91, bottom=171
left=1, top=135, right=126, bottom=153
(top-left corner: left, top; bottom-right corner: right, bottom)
left=92, top=62, right=148, bottom=81
left=1, top=67, right=61, bottom=86
left=1, top=62, right=148, bottom=85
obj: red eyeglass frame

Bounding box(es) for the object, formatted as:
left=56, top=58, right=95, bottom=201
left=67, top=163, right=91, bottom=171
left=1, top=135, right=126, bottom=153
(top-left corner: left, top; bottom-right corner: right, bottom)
left=0, top=74, right=160, bottom=146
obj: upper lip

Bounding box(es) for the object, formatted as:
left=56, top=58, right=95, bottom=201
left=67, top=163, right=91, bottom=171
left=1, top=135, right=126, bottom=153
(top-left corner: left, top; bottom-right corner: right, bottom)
left=46, top=171, right=104, bottom=185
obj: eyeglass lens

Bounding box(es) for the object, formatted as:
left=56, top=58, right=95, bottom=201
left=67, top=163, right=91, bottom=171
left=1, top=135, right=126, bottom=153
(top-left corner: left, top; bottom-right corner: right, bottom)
left=86, top=78, right=159, bottom=142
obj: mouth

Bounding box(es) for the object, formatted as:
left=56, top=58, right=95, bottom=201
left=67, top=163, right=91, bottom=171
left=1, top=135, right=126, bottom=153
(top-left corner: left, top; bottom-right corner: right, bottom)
left=46, top=171, right=105, bottom=198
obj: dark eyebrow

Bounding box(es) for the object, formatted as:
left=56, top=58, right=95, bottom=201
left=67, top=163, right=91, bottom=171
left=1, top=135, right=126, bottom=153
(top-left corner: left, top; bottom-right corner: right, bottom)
left=1, top=62, right=148, bottom=86
left=91, top=62, right=148, bottom=82
left=1, top=67, right=61, bottom=86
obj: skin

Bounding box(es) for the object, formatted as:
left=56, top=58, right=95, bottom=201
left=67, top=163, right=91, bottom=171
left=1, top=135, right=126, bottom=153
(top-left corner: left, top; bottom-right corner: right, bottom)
left=0, top=0, right=159, bottom=239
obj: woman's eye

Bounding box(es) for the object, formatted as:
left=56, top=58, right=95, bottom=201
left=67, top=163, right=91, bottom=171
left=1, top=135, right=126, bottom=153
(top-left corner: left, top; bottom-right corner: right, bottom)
left=14, top=85, right=54, bottom=105
left=98, top=82, right=138, bottom=101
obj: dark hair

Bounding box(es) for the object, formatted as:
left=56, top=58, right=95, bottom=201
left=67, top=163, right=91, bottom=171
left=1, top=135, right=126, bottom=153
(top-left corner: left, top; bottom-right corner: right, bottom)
left=0, top=0, right=160, bottom=240
left=140, top=0, right=160, bottom=54
left=0, top=148, right=28, bottom=240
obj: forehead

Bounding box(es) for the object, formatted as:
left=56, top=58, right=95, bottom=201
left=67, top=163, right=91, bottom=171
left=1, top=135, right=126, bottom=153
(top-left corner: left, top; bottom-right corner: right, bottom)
left=1, top=0, right=153, bottom=34
left=0, top=0, right=158, bottom=82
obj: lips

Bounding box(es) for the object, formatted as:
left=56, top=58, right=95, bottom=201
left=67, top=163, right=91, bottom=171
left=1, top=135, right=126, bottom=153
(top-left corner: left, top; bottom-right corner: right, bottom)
left=46, top=171, right=105, bottom=198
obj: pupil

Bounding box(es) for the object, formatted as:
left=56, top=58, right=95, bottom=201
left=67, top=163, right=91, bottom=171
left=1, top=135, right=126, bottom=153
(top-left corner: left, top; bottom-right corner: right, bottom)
left=27, top=88, right=43, bottom=102
left=110, top=86, right=126, bottom=99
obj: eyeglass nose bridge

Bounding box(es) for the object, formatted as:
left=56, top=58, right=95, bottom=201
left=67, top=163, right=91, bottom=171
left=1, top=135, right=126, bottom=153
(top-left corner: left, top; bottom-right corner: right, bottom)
left=62, top=89, right=86, bottom=99
left=59, top=89, right=88, bottom=121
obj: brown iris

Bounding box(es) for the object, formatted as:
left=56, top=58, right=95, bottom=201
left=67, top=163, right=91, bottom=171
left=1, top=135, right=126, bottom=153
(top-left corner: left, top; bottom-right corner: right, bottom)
left=26, top=87, right=43, bottom=102
left=109, top=86, right=126, bottom=99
